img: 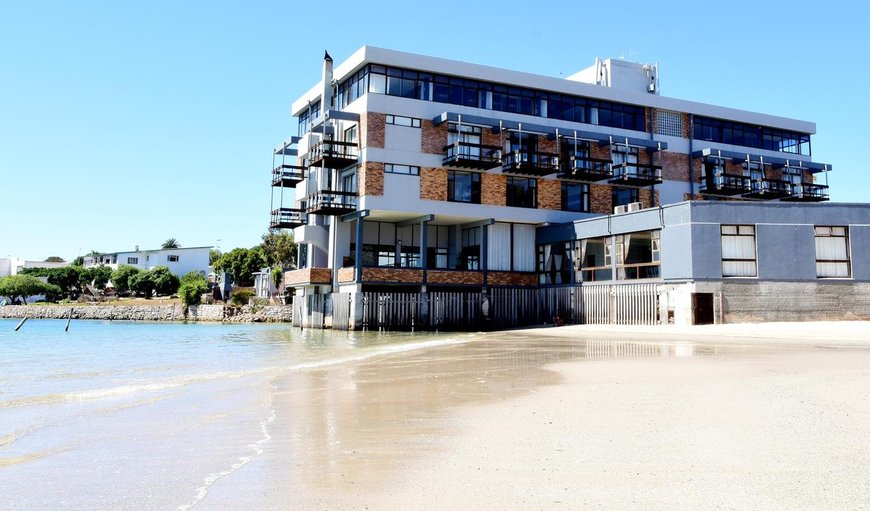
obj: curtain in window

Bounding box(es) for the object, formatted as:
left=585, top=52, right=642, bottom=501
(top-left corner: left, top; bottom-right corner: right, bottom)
left=512, top=225, right=536, bottom=272
left=722, top=235, right=756, bottom=277
left=487, top=223, right=511, bottom=271
left=815, top=235, right=849, bottom=277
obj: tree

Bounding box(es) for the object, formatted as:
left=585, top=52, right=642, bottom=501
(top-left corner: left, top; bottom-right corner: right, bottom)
left=129, top=271, right=156, bottom=298
left=91, top=265, right=113, bottom=290
left=45, top=266, right=83, bottom=299
left=0, top=275, right=61, bottom=305
left=72, top=256, right=84, bottom=266
left=179, top=272, right=209, bottom=306
left=260, top=230, right=297, bottom=269
left=44, top=256, right=65, bottom=263
left=111, top=265, right=141, bottom=294
left=162, top=238, right=180, bottom=249
left=150, top=266, right=180, bottom=296
left=209, top=249, right=222, bottom=266
left=212, top=247, right=267, bottom=287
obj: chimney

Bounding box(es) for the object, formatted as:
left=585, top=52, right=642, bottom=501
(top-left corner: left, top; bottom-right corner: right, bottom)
left=135, top=245, right=139, bottom=252
left=322, top=50, right=334, bottom=112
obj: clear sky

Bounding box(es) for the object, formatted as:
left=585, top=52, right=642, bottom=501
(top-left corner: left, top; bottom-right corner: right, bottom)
left=2, top=0, right=868, bottom=261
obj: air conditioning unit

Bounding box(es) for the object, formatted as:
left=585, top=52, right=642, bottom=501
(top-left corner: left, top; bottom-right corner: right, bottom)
left=613, top=205, right=628, bottom=215
left=627, top=202, right=644, bottom=212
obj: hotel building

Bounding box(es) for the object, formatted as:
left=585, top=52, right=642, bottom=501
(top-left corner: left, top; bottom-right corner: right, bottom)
left=270, top=47, right=868, bottom=328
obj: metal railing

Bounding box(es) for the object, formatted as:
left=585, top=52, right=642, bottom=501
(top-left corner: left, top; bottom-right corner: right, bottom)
left=443, top=141, right=502, bottom=168
left=271, top=164, right=306, bottom=186
left=502, top=150, right=560, bottom=173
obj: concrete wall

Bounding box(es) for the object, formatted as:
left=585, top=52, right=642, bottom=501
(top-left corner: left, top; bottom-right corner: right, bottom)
left=0, top=304, right=294, bottom=322
left=720, top=281, right=870, bottom=322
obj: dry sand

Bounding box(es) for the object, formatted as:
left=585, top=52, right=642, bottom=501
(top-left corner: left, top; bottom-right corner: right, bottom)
left=199, top=322, right=870, bottom=510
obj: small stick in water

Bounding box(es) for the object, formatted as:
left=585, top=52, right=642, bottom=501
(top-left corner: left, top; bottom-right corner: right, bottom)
left=15, top=317, right=27, bottom=331
left=65, top=309, right=72, bottom=332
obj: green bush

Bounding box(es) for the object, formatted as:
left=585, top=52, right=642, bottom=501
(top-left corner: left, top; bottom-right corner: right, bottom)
left=178, top=282, right=203, bottom=306
left=229, top=289, right=254, bottom=307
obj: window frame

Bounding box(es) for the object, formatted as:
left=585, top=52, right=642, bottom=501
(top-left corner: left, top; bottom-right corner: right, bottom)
left=814, top=226, right=851, bottom=278
left=720, top=224, right=757, bottom=278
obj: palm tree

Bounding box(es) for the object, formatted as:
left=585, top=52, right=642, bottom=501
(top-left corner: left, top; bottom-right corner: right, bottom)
left=161, top=238, right=180, bottom=249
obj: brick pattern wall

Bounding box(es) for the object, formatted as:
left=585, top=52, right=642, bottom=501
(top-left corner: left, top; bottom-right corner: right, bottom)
left=590, top=184, right=612, bottom=214
left=359, top=161, right=384, bottom=196
left=337, top=267, right=355, bottom=283
left=482, top=128, right=502, bottom=149
left=487, top=272, right=538, bottom=286
left=284, top=268, right=332, bottom=286
left=538, top=136, right=557, bottom=155
left=427, top=270, right=484, bottom=285
left=482, top=173, right=506, bottom=206
left=681, top=113, right=691, bottom=138
left=363, top=112, right=385, bottom=149
left=638, top=188, right=659, bottom=208
left=421, top=120, right=448, bottom=155
left=538, top=179, right=561, bottom=210
left=725, top=160, right=744, bottom=176
left=646, top=108, right=653, bottom=133
left=661, top=152, right=690, bottom=181
left=361, top=267, right=424, bottom=284
left=591, top=144, right=611, bottom=161
left=420, top=167, right=447, bottom=201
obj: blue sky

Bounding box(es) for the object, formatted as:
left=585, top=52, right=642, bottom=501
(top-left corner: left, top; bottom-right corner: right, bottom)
left=2, top=1, right=868, bottom=261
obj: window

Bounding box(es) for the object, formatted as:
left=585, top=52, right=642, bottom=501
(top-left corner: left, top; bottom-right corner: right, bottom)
left=127, top=257, right=138, bottom=264
left=506, top=177, right=537, bottom=208
left=612, top=187, right=639, bottom=208
left=384, top=164, right=420, bottom=175
left=344, top=125, right=357, bottom=144
left=448, top=170, right=481, bottom=203
left=385, top=114, right=421, bottom=128
left=167, top=255, right=179, bottom=262
left=460, top=227, right=481, bottom=270
left=561, top=182, right=589, bottom=212
left=579, top=237, right=612, bottom=282
left=537, top=242, right=573, bottom=284
left=616, top=231, right=660, bottom=280
left=721, top=225, right=756, bottom=277
left=694, top=116, right=811, bottom=155
left=815, top=226, right=850, bottom=278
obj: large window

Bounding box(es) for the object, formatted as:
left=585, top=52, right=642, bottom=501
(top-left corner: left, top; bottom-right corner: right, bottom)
left=355, top=222, right=449, bottom=269
left=579, top=237, right=612, bottom=282
left=694, top=116, right=811, bottom=155
left=616, top=231, right=660, bottom=280
left=815, top=226, right=850, bottom=278
left=561, top=182, right=589, bottom=212
left=612, top=187, right=639, bottom=208
left=460, top=227, right=481, bottom=270
left=506, top=177, right=537, bottom=208
left=537, top=242, right=574, bottom=284
left=721, top=225, right=756, bottom=277
left=448, top=171, right=481, bottom=203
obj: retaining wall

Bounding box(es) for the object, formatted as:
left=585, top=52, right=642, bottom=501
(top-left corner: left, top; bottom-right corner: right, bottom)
left=0, top=304, right=293, bottom=323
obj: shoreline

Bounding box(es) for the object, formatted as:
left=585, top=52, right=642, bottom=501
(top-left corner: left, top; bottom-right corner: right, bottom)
left=0, top=303, right=293, bottom=323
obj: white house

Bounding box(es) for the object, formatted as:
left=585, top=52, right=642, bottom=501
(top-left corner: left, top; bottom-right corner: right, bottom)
left=83, top=246, right=212, bottom=279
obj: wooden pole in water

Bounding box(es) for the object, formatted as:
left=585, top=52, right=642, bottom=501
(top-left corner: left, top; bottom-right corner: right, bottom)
left=65, top=309, right=72, bottom=332
left=14, top=317, right=27, bottom=331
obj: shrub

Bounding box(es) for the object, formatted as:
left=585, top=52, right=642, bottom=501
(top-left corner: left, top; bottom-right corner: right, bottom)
left=178, top=282, right=203, bottom=306
left=229, top=289, right=254, bottom=307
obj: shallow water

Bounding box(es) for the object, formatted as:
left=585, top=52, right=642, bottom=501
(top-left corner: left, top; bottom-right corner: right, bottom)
left=0, top=319, right=761, bottom=510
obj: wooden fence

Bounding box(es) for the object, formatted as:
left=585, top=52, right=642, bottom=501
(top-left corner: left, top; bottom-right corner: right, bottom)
left=331, top=292, right=353, bottom=330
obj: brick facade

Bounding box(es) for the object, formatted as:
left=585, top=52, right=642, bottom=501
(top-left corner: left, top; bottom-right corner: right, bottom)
left=361, top=267, right=424, bottom=284
left=284, top=267, right=332, bottom=286
left=538, top=136, right=557, bottom=154
left=421, top=120, right=447, bottom=155
left=482, top=128, right=502, bottom=149
left=487, top=272, right=538, bottom=286
left=359, top=161, right=384, bottom=196
left=660, top=152, right=690, bottom=182
left=538, top=179, right=561, bottom=210
left=362, top=112, right=385, bottom=149
left=591, top=144, right=611, bottom=161
left=428, top=270, right=484, bottom=285
left=638, top=188, right=659, bottom=208
left=481, top=173, right=507, bottom=206
left=590, top=184, right=612, bottom=214
left=337, top=267, right=355, bottom=283
left=420, top=167, right=447, bottom=201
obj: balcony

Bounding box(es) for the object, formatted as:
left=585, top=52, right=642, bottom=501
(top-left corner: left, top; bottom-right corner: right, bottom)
left=782, top=183, right=830, bottom=202
left=443, top=142, right=502, bottom=170
left=559, top=156, right=613, bottom=182
left=306, top=190, right=357, bottom=216
left=269, top=208, right=306, bottom=229
left=284, top=267, right=332, bottom=287
left=501, top=151, right=559, bottom=176
left=609, top=162, right=662, bottom=186
left=271, top=164, right=306, bottom=187
left=700, top=174, right=750, bottom=196
left=743, top=179, right=791, bottom=199
left=308, top=140, right=359, bottom=169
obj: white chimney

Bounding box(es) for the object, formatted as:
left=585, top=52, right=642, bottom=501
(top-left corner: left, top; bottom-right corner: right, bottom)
left=135, top=245, right=139, bottom=252
left=322, top=50, right=334, bottom=112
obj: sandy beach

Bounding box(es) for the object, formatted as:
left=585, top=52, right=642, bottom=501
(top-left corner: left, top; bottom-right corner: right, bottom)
left=193, top=321, right=870, bottom=510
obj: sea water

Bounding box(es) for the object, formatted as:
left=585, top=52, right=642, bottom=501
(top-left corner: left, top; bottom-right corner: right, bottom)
left=0, top=319, right=468, bottom=510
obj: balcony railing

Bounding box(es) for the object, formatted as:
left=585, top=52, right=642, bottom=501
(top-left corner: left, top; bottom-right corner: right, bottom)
left=743, top=178, right=791, bottom=199
left=271, top=164, right=306, bottom=187
left=699, top=173, right=750, bottom=196
left=306, top=190, right=357, bottom=215
left=442, top=142, right=502, bottom=170
left=308, top=140, right=359, bottom=169
left=560, top=156, right=613, bottom=182
left=608, top=162, right=662, bottom=186
left=783, top=183, right=830, bottom=202
left=269, top=208, right=306, bottom=229
left=501, top=150, right=559, bottom=176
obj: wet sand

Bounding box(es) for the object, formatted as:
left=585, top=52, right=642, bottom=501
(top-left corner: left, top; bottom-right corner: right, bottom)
left=197, top=322, right=870, bottom=510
